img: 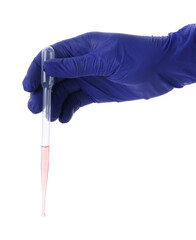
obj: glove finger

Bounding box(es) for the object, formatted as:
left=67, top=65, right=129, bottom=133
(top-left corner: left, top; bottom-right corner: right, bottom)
left=44, top=54, right=108, bottom=79
left=23, top=51, right=63, bottom=93
left=59, top=91, right=93, bottom=123
left=23, top=33, right=92, bottom=92
left=27, top=85, right=43, bottom=114
left=51, top=79, right=81, bottom=121
left=51, top=33, right=91, bottom=58
left=23, top=52, right=41, bottom=92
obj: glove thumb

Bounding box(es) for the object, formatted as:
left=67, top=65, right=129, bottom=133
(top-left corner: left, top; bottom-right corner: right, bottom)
left=44, top=53, right=108, bottom=79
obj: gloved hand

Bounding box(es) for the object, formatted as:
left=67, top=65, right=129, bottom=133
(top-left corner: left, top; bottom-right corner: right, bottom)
left=23, top=24, right=196, bottom=123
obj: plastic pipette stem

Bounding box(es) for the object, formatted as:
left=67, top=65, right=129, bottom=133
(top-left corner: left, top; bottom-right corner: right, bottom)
left=41, top=146, right=49, bottom=217
left=41, top=46, right=55, bottom=217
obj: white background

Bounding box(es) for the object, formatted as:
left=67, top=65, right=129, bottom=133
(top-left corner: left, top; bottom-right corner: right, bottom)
left=0, top=0, right=196, bottom=239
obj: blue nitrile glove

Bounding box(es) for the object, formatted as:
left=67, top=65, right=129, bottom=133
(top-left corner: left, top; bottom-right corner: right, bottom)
left=23, top=24, right=196, bottom=123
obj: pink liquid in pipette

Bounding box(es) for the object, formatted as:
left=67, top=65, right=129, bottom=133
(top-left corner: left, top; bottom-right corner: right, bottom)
left=41, top=146, right=49, bottom=217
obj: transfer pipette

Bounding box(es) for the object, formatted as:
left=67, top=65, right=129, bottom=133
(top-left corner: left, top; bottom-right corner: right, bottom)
left=41, top=46, right=55, bottom=217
